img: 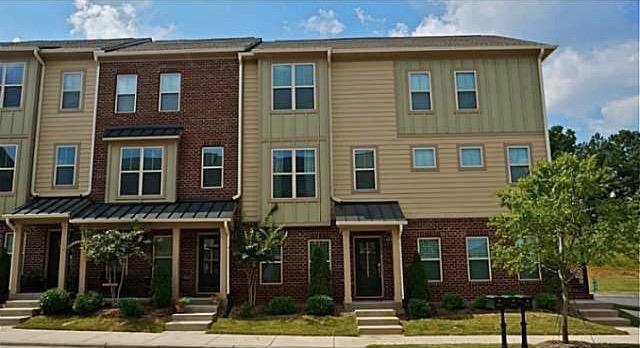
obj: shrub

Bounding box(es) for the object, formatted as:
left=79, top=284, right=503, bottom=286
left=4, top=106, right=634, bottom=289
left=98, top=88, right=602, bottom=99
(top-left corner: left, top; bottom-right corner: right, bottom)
left=264, top=296, right=296, bottom=315
left=238, top=302, right=255, bottom=318
left=119, top=298, right=144, bottom=317
left=441, top=292, right=465, bottom=311
left=407, top=299, right=435, bottom=319
left=305, top=295, right=334, bottom=316
left=151, top=263, right=171, bottom=308
left=406, top=253, right=430, bottom=300
left=0, top=247, right=9, bottom=303
left=40, top=288, right=72, bottom=315
left=308, top=244, right=331, bottom=297
left=534, top=292, right=558, bottom=311
left=473, top=295, right=489, bottom=310
left=73, top=291, right=103, bottom=315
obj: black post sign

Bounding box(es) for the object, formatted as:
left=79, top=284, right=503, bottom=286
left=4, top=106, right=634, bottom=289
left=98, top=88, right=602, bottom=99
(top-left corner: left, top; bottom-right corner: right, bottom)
left=486, top=295, right=533, bottom=348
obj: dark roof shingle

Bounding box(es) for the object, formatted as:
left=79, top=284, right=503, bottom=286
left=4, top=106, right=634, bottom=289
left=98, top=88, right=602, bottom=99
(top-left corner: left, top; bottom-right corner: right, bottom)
left=115, top=37, right=260, bottom=52
left=0, top=38, right=149, bottom=51
left=335, top=201, right=405, bottom=223
left=6, top=196, right=92, bottom=217
left=72, top=200, right=236, bottom=222
left=103, top=125, right=184, bottom=139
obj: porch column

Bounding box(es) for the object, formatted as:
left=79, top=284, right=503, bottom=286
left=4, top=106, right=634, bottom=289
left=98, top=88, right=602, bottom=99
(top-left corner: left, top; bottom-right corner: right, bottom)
left=341, top=228, right=352, bottom=304
left=58, top=222, right=69, bottom=289
left=219, top=222, right=230, bottom=298
left=391, top=226, right=403, bottom=303
left=8, top=222, right=23, bottom=295
left=171, top=227, right=180, bottom=299
left=78, top=232, right=87, bottom=294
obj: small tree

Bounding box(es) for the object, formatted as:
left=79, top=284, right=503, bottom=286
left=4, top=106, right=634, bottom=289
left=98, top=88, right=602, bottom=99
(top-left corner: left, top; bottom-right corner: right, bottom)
left=406, top=253, right=429, bottom=300
left=490, top=154, right=636, bottom=343
left=308, top=244, right=331, bottom=297
left=151, top=262, right=172, bottom=308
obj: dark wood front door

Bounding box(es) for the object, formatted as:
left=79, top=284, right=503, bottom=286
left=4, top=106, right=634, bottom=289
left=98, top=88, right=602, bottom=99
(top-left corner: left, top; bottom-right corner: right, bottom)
left=354, top=237, right=382, bottom=297
left=197, top=234, right=220, bottom=293
left=46, top=230, right=61, bottom=289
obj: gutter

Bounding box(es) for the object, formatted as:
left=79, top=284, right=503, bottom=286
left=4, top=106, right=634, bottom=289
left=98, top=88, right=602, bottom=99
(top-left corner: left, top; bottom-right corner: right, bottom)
left=327, top=49, right=337, bottom=204
left=537, top=48, right=552, bottom=161
left=85, top=50, right=101, bottom=196
left=233, top=52, right=245, bottom=200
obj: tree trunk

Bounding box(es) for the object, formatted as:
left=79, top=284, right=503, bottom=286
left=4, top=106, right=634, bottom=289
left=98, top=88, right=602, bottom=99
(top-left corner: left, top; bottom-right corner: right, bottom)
left=558, top=270, right=570, bottom=343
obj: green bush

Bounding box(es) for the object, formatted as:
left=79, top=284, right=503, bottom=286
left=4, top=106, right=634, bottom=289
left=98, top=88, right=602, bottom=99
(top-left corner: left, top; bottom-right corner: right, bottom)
left=40, top=288, right=72, bottom=315
left=473, top=295, right=489, bottom=309
left=441, top=292, right=465, bottom=311
left=151, top=263, right=172, bottom=308
left=73, top=291, right=103, bottom=315
left=308, top=244, right=331, bottom=297
left=238, top=302, right=255, bottom=318
left=304, top=295, right=334, bottom=316
left=264, top=296, right=296, bottom=315
left=407, top=298, right=434, bottom=319
left=119, top=298, right=144, bottom=317
left=534, top=292, right=558, bottom=311
left=406, top=253, right=430, bottom=300
left=0, top=247, right=10, bottom=303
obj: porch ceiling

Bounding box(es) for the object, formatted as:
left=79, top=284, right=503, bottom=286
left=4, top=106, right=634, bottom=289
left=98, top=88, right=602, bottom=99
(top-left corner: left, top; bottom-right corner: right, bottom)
left=335, top=201, right=407, bottom=226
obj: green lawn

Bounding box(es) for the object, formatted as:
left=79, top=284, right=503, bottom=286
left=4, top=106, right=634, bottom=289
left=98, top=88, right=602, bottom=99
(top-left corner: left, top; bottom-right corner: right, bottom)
left=15, top=315, right=167, bottom=333
left=368, top=345, right=639, bottom=348
left=403, top=312, right=625, bottom=336
left=209, top=314, right=358, bottom=336
left=589, top=265, right=639, bottom=294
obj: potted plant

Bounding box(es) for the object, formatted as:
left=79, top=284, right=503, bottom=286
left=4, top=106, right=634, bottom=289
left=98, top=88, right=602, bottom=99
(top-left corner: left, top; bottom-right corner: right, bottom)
left=210, top=293, right=222, bottom=304
left=175, top=297, right=191, bottom=313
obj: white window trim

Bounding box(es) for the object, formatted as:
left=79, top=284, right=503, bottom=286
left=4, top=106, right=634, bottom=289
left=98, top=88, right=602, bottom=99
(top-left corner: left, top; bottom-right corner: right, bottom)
left=260, top=245, right=283, bottom=285
left=158, top=73, right=181, bottom=112
left=466, top=236, right=492, bottom=282
left=507, top=145, right=532, bottom=183
left=408, top=71, right=433, bottom=111
left=118, top=146, right=164, bottom=197
left=152, top=235, right=172, bottom=270
left=271, top=63, right=316, bottom=111
left=353, top=148, right=377, bottom=191
left=417, top=237, right=443, bottom=283
left=0, top=62, right=26, bottom=109
left=459, top=145, right=484, bottom=168
left=270, top=148, right=318, bottom=199
left=454, top=70, right=479, bottom=110
left=0, top=144, right=18, bottom=193
left=3, top=232, right=14, bottom=255
left=115, top=74, right=138, bottom=113
left=308, top=239, right=332, bottom=282
left=518, top=263, right=542, bottom=281
left=54, top=144, right=78, bottom=187
left=201, top=146, right=224, bottom=189
left=59, top=71, right=84, bottom=111
left=413, top=147, right=438, bottom=169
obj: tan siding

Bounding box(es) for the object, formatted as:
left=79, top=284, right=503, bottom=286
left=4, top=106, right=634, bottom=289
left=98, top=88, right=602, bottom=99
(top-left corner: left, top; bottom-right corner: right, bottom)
left=242, top=61, right=261, bottom=221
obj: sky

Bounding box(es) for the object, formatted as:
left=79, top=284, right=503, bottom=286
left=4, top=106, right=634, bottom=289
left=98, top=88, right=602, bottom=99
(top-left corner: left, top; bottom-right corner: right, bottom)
left=1, top=0, right=638, bottom=140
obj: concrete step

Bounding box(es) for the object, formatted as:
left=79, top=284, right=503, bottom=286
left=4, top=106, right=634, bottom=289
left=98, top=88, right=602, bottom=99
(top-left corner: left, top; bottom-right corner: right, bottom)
left=0, top=307, right=39, bottom=316
left=165, top=320, right=211, bottom=331
left=184, top=305, right=217, bottom=313
left=9, top=293, right=42, bottom=300
left=357, top=316, right=400, bottom=326
left=0, top=316, right=30, bottom=326
left=351, top=301, right=398, bottom=310
left=571, top=300, right=614, bottom=310
left=358, top=324, right=403, bottom=335
left=579, top=308, right=621, bottom=318
left=3, top=300, right=40, bottom=308
left=355, top=309, right=396, bottom=318
left=585, top=316, right=631, bottom=326
left=171, top=312, right=215, bottom=322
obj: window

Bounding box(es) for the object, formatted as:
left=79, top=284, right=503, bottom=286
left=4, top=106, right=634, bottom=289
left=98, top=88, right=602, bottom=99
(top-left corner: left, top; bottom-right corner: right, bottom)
left=0, top=145, right=17, bottom=192
left=202, top=147, right=223, bottom=188
left=3, top=232, right=13, bottom=255
left=0, top=63, right=25, bottom=108
left=60, top=72, right=83, bottom=110
left=409, top=72, right=432, bottom=111
left=466, top=237, right=491, bottom=281
left=115, top=74, right=137, bottom=113
left=353, top=148, right=377, bottom=190
left=260, top=246, right=282, bottom=284
left=507, top=146, right=531, bottom=183
left=272, top=149, right=316, bottom=199
left=413, top=147, right=437, bottom=169
left=54, top=145, right=77, bottom=186
left=308, top=239, right=331, bottom=275
left=418, top=238, right=442, bottom=282
left=455, top=71, right=478, bottom=110
left=519, top=264, right=542, bottom=281
left=153, top=236, right=172, bottom=274
left=459, top=146, right=484, bottom=168
left=272, top=64, right=315, bottom=110
left=119, top=147, right=163, bottom=196
left=159, top=73, right=181, bottom=112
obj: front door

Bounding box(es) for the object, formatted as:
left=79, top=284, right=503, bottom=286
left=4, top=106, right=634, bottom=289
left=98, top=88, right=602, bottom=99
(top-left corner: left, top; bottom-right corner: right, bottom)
left=46, top=230, right=61, bottom=289
left=354, top=237, right=382, bottom=298
left=197, top=234, right=220, bottom=293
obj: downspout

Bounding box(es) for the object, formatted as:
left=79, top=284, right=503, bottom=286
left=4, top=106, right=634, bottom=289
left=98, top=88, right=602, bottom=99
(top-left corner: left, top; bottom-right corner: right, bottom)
left=399, top=224, right=405, bottom=300
left=233, top=53, right=244, bottom=200
left=327, top=49, right=340, bottom=203
left=4, top=217, right=16, bottom=234
left=224, top=220, right=231, bottom=296
left=83, top=50, right=101, bottom=196
left=30, top=49, right=46, bottom=196
left=537, top=48, right=552, bottom=161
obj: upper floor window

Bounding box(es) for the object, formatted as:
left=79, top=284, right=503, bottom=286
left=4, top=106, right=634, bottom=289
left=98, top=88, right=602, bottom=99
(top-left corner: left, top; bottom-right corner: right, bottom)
left=466, top=236, right=491, bottom=281
left=116, top=74, right=137, bottom=113
left=202, top=147, right=223, bottom=188
left=54, top=145, right=77, bottom=186
left=272, top=64, right=315, bottom=110
left=507, top=146, right=531, bottom=183
left=159, top=73, right=181, bottom=112
left=272, top=148, right=316, bottom=199
left=0, top=144, right=17, bottom=192
left=353, top=148, right=377, bottom=191
left=409, top=72, right=432, bottom=111
left=3, top=232, right=13, bottom=254
left=459, top=146, right=484, bottom=168
left=413, top=147, right=437, bottom=169
left=60, top=72, right=83, bottom=110
left=418, top=238, right=442, bottom=282
left=119, top=147, right=163, bottom=196
left=454, top=71, right=478, bottom=110
left=0, top=63, right=25, bottom=108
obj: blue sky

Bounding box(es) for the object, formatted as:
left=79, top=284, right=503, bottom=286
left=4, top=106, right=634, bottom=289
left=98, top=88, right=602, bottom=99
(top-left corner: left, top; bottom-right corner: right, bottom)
left=1, top=0, right=638, bottom=140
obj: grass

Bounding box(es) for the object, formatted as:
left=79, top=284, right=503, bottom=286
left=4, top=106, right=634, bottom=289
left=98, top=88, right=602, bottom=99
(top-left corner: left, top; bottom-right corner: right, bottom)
left=367, top=345, right=639, bottom=348
left=402, top=312, right=625, bottom=336
left=15, top=315, right=167, bottom=333
left=208, top=314, right=358, bottom=336
left=589, top=254, right=639, bottom=294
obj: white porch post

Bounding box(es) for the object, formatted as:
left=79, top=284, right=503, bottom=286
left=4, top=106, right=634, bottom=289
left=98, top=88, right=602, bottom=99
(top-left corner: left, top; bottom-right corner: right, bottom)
left=341, top=228, right=352, bottom=304
left=78, top=232, right=87, bottom=294
left=171, top=227, right=180, bottom=299
left=391, top=226, right=403, bottom=304
left=58, top=222, right=69, bottom=289
left=8, top=222, right=23, bottom=295
left=219, top=222, right=230, bottom=298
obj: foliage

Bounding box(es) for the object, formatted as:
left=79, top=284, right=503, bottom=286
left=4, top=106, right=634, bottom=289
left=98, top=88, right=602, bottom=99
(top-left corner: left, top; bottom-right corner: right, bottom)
left=210, top=314, right=358, bottom=336
left=73, top=291, right=103, bottom=315
left=406, top=253, right=430, bottom=300
left=151, top=263, right=171, bottom=308
left=15, top=315, right=166, bottom=333
left=304, top=295, right=334, bottom=316
left=407, top=299, right=435, bottom=319
left=238, top=302, right=255, bottom=318
left=0, top=246, right=9, bottom=303
left=118, top=298, right=144, bottom=317
left=441, top=292, right=465, bottom=311
left=472, top=296, right=488, bottom=310
left=549, top=125, right=577, bottom=159
left=308, top=244, right=331, bottom=297
left=534, top=292, right=558, bottom=311
left=264, top=296, right=296, bottom=315
left=177, top=297, right=191, bottom=306
left=40, top=288, right=72, bottom=315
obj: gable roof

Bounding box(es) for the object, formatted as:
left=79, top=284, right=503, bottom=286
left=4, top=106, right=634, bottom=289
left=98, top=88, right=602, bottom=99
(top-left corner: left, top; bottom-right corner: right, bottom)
left=0, top=38, right=150, bottom=52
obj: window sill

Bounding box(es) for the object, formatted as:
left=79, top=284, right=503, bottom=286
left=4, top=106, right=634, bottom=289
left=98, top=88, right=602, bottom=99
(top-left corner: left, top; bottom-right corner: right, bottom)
left=352, top=189, right=378, bottom=193
left=270, top=109, right=318, bottom=115
left=0, top=191, right=16, bottom=197
left=458, top=166, right=486, bottom=171
left=59, top=108, right=83, bottom=113
left=408, top=110, right=435, bottom=116
left=270, top=197, right=319, bottom=203
left=469, top=279, right=492, bottom=283
left=412, top=167, right=439, bottom=172
left=0, top=107, right=23, bottom=112
left=158, top=109, right=181, bottom=113
left=202, top=186, right=224, bottom=190
left=455, top=109, right=480, bottom=114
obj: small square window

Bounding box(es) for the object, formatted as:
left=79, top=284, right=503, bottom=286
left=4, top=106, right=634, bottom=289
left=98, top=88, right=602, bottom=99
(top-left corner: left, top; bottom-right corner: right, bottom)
left=459, top=146, right=484, bottom=168
left=413, top=147, right=437, bottom=169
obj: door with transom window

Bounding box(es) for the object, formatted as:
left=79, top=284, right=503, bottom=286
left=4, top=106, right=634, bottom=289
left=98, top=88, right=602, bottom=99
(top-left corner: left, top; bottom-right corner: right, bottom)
left=197, top=234, right=220, bottom=293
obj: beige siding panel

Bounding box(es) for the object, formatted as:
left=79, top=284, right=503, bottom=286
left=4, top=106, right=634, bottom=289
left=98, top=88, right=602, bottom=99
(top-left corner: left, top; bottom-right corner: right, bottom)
left=242, top=62, right=261, bottom=221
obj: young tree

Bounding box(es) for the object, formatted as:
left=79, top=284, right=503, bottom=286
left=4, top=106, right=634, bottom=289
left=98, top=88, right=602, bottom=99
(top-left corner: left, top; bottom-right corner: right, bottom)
left=548, top=125, right=577, bottom=159
left=490, top=154, right=636, bottom=343
left=308, top=244, right=331, bottom=297
left=406, top=253, right=429, bottom=300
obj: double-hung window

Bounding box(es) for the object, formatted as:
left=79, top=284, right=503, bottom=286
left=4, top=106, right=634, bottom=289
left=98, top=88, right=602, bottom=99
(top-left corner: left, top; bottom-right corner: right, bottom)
left=202, top=147, right=223, bottom=188
left=353, top=148, right=377, bottom=190
left=272, top=149, right=316, bottom=199
left=153, top=235, right=172, bottom=275
left=3, top=232, right=13, bottom=255
left=115, top=74, right=137, bottom=113
left=459, top=146, right=484, bottom=168
left=455, top=71, right=478, bottom=110
left=260, top=245, right=282, bottom=284
left=409, top=72, right=432, bottom=111
left=60, top=72, right=83, bottom=110
left=159, top=73, right=181, bottom=112
left=119, top=147, right=163, bottom=196
left=54, top=145, right=77, bottom=186
left=507, top=146, right=531, bottom=183
left=272, top=64, right=315, bottom=110
left=516, top=238, right=542, bottom=280
left=0, top=63, right=24, bottom=108
left=466, top=237, right=491, bottom=281
left=0, top=144, right=17, bottom=192
left=413, top=147, right=437, bottom=169
left=308, top=239, right=331, bottom=278
left=418, top=238, right=442, bottom=282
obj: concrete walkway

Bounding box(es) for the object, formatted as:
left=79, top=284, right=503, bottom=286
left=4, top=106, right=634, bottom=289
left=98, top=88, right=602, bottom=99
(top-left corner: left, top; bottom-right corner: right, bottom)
left=594, top=294, right=640, bottom=309
left=0, top=326, right=638, bottom=348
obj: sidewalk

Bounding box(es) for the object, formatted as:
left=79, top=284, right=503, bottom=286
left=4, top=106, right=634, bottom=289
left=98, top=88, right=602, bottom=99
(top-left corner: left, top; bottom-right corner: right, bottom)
left=0, top=326, right=638, bottom=348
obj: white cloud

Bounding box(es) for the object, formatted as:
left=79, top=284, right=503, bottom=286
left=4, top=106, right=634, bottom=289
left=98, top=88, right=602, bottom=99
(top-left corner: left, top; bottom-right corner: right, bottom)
left=11, top=37, right=21, bottom=43
left=354, top=7, right=385, bottom=25
left=303, top=9, right=345, bottom=36
left=593, top=95, right=639, bottom=135
left=388, top=23, right=409, bottom=37
left=67, top=0, right=174, bottom=39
